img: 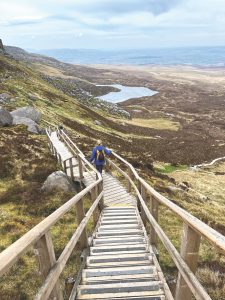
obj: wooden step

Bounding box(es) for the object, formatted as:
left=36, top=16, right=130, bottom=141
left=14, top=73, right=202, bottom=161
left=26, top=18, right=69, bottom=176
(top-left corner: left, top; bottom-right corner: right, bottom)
left=93, top=237, right=145, bottom=246
left=83, top=266, right=156, bottom=278
left=87, top=253, right=152, bottom=264
left=82, top=273, right=158, bottom=285
left=100, top=220, right=139, bottom=225
left=101, top=215, right=137, bottom=219
left=77, top=281, right=161, bottom=295
left=90, top=244, right=147, bottom=255
left=102, top=211, right=136, bottom=216
left=98, top=224, right=141, bottom=231
left=96, top=230, right=143, bottom=238
left=76, top=290, right=165, bottom=299
left=87, top=259, right=152, bottom=268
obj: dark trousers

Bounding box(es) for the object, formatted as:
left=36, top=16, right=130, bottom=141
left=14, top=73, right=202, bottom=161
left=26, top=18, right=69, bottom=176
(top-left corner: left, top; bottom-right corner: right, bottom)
left=96, top=164, right=104, bottom=174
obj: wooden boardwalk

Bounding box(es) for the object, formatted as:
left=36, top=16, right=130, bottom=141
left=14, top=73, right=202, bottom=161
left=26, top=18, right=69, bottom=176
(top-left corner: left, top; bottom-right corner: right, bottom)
left=76, top=206, right=166, bottom=299
left=49, top=131, right=167, bottom=299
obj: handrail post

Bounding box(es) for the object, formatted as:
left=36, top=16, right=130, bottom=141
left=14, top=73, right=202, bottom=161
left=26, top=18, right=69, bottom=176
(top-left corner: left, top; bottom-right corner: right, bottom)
left=127, top=167, right=132, bottom=193
left=98, top=180, right=104, bottom=210
left=76, top=197, right=89, bottom=249
left=91, top=186, right=99, bottom=226
left=69, top=157, right=74, bottom=181
left=63, top=160, right=67, bottom=175
left=34, top=232, right=63, bottom=300
left=137, top=179, right=142, bottom=212
left=175, top=223, right=201, bottom=300
left=150, top=195, right=159, bottom=246
left=141, top=184, right=148, bottom=227
left=78, top=156, right=84, bottom=179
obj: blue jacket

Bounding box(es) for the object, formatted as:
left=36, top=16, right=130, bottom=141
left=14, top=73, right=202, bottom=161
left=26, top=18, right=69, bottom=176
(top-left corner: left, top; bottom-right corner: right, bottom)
left=90, top=145, right=111, bottom=165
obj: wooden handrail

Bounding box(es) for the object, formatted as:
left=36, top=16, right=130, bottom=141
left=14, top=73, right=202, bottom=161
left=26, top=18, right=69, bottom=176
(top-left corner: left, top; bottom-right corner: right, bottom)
left=110, top=151, right=225, bottom=254
left=35, top=191, right=103, bottom=300
left=0, top=179, right=102, bottom=277
left=107, top=153, right=225, bottom=300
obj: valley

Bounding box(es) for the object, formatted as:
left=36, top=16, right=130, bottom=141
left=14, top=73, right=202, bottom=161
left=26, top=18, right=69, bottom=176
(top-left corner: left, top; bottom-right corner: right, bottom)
left=1, top=45, right=225, bottom=299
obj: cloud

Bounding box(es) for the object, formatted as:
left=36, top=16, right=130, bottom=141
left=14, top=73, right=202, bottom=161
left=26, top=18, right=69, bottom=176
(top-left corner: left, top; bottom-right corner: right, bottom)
left=68, top=0, right=182, bottom=16
left=1, top=0, right=225, bottom=49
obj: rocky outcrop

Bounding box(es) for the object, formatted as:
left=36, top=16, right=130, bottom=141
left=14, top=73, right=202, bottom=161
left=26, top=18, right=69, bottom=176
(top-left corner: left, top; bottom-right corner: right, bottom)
left=12, top=116, right=40, bottom=134
left=0, top=106, right=13, bottom=126
left=41, top=171, right=76, bottom=192
left=11, top=106, right=41, bottom=123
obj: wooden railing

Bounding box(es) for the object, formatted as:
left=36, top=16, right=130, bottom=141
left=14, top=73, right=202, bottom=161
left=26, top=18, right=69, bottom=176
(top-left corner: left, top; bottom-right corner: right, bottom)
left=106, top=152, right=225, bottom=300
left=0, top=128, right=103, bottom=300
left=46, top=126, right=98, bottom=183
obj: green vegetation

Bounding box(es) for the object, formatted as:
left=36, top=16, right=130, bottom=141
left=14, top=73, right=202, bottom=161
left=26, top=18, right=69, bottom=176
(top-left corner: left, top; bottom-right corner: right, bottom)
left=125, top=117, right=180, bottom=131
left=154, top=163, right=188, bottom=173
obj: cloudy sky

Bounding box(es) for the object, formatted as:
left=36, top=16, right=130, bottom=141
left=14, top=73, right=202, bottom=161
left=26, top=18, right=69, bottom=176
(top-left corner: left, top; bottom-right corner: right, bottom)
left=0, top=0, right=225, bottom=50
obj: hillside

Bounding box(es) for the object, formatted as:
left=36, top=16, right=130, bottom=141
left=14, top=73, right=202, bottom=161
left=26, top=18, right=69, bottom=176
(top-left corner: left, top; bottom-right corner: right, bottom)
left=0, top=45, right=225, bottom=299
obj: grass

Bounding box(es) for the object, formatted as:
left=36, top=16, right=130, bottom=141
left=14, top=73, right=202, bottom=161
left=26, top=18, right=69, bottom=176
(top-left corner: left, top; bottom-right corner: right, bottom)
left=154, top=162, right=188, bottom=173
left=0, top=126, right=96, bottom=299
left=125, top=117, right=180, bottom=131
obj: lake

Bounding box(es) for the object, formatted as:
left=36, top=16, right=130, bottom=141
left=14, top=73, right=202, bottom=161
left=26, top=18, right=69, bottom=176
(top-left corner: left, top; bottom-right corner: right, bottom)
left=96, top=84, right=158, bottom=103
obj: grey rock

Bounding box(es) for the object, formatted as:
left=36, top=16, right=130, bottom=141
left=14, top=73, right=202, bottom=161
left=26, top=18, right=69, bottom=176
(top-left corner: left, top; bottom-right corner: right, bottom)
left=41, top=171, right=76, bottom=192
left=12, top=116, right=40, bottom=134
left=199, top=195, right=209, bottom=202
left=38, top=127, right=46, bottom=135
left=95, top=120, right=102, bottom=126
left=0, top=106, right=13, bottom=126
left=178, top=182, right=189, bottom=191
left=28, top=93, right=39, bottom=101
left=132, top=109, right=142, bottom=113
left=11, top=106, right=41, bottom=123
left=0, top=93, right=11, bottom=103
left=168, top=186, right=184, bottom=193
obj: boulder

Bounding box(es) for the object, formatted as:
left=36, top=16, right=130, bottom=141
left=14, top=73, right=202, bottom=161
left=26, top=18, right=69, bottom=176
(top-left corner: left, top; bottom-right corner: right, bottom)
left=11, top=106, right=41, bottom=123
left=95, top=120, right=102, bottom=126
left=0, top=106, right=13, bottom=126
left=168, top=186, right=184, bottom=193
left=28, top=93, right=40, bottom=101
left=41, top=171, right=76, bottom=192
left=12, top=116, right=40, bottom=134
left=0, top=93, right=11, bottom=103
left=178, top=182, right=189, bottom=191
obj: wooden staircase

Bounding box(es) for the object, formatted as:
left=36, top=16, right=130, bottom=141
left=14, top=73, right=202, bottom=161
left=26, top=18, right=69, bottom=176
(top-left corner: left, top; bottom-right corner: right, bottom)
left=76, top=206, right=165, bottom=299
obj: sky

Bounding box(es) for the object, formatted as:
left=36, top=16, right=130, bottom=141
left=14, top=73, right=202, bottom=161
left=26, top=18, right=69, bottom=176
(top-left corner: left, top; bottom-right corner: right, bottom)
left=0, top=0, right=225, bottom=50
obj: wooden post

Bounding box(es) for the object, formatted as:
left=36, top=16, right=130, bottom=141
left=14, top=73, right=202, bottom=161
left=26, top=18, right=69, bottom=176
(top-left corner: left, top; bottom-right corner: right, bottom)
left=141, top=184, right=148, bottom=227
left=150, top=195, right=159, bottom=246
left=53, top=146, right=57, bottom=157
left=137, top=179, right=142, bottom=213
left=76, top=197, right=88, bottom=249
left=78, top=156, right=84, bottom=179
left=90, top=187, right=99, bottom=226
left=34, top=232, right=63, bottom=300
left=63, top=160, right=67, bottom=175
left=98, top=181, right=104, bottom=211
left=175, top=223, right=201, bottom=300
left=127, top=168, right=132, bottom=193
left=58, top=153, right=62, bottom=167
left=69, top=157, right=74, bottom=181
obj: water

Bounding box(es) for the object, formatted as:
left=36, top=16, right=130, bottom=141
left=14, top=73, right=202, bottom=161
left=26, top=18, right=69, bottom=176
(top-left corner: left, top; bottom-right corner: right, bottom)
left=97, top=84, right=158, bottom=103
left=35, top=46, right=225, bottom=67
